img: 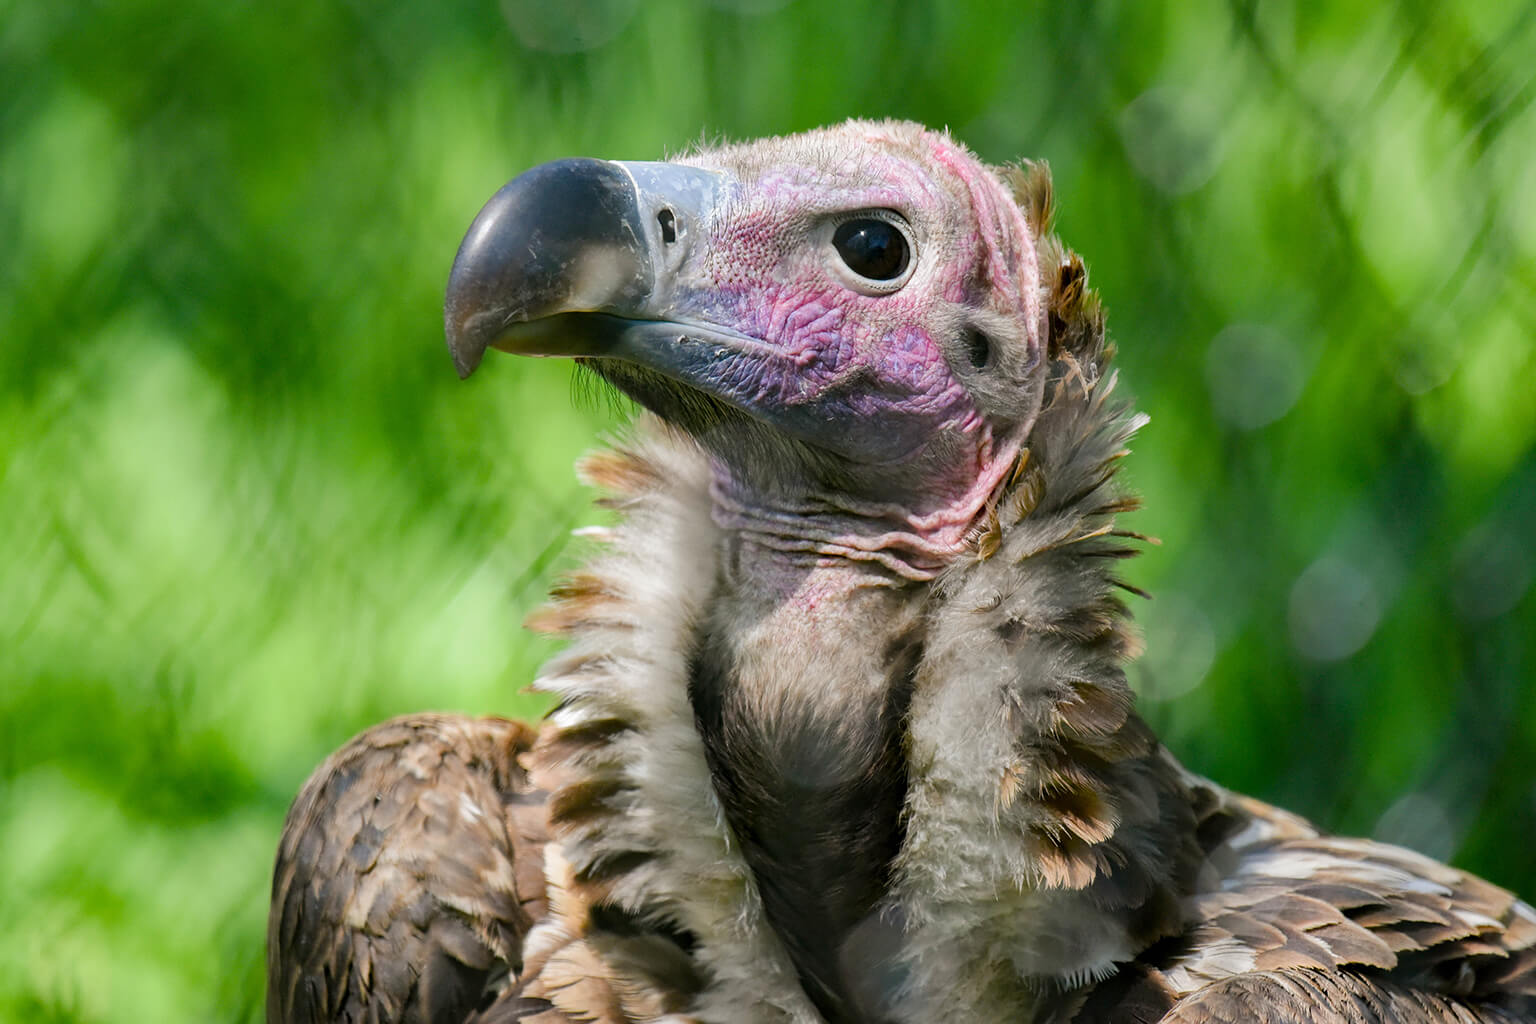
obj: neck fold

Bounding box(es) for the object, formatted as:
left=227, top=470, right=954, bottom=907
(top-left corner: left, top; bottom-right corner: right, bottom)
left=706, top=431, right=1022, bottom=583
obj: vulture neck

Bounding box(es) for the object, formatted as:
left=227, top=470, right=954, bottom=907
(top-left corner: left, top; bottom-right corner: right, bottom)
left=705, top=432, right=1020, bottom=585
left=689, top=443, right=1010, bottom=1019
left=688, top=535, right=924, bottom=1023
left=528, top=364, right=1201, bottom=1022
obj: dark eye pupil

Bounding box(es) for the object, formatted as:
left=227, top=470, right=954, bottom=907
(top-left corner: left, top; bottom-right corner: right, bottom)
left=832, top=219, right=909, bottom=281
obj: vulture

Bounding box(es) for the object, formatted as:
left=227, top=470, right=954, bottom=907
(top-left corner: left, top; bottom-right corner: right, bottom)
left=267, top=120, right=1536, bottom=1024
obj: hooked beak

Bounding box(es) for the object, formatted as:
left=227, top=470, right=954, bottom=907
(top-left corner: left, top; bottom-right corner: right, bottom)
left=443, top=158, right=729, bottom=378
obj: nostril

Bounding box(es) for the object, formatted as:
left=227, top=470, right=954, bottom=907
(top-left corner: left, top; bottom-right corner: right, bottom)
left=657, top=208, right=677, bottom=244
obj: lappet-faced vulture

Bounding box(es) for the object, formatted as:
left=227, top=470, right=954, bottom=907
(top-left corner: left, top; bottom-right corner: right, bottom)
left=267, top=121, right=1536, bottom=1024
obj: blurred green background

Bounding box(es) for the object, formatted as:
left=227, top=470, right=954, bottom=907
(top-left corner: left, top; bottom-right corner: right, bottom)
left=3, top=0, right=1534, bottom=1020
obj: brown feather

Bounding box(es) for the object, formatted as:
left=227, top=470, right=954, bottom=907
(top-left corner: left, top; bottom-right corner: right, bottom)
left=1157, top=969, right=1529, bottom=1024
left=267, top=714, right=546, bottom=1024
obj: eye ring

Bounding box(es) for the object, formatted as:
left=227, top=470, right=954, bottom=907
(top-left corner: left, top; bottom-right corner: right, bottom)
left=826, top=211, right=916, bottom=294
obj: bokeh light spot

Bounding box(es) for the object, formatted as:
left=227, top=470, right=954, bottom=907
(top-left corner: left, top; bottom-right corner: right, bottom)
left=500, top=0, right=640, bottom=53
left=1289, top=555, right=1382, bottom=661
left=1373, top=791, right=1457, bottom=864
left=1205, top=323, right=1307, bottom=430
left=1452, top=520, right=1534, bottom=622
left=1135, top=591, right=1217, bottom=702
left=5, top=86, right=123, bottom=276
left=1118, top=86, right=1224, bottom=196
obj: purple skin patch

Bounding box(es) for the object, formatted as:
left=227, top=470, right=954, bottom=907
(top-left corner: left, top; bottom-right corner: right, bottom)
left=697, top=288, right=979, bottom=464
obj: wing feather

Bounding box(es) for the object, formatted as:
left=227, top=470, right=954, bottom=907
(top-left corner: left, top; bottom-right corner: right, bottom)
left=267, top=714, right=547, bottom=1024
left=1129, top=769, right=1536, bottom=1021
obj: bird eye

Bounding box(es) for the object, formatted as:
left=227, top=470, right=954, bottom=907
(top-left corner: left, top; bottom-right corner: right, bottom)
left=832, top=217, right=910, bottom=283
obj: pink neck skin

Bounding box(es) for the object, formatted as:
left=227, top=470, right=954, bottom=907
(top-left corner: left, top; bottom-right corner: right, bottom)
left=707, top=427, right=1022, bottom=597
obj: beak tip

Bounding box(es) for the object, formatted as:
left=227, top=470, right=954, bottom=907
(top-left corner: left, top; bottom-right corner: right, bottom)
left=446, top=334, right=485, bottom=380
left=445, top=305, right=488, bottom=379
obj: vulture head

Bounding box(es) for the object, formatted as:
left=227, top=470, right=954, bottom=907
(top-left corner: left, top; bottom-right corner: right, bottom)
left=446, top=121, right=1053, bottom=577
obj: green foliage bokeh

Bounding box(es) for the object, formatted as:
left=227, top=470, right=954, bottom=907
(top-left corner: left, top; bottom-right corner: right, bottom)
left=3, top=1, right=1534, bottom=1020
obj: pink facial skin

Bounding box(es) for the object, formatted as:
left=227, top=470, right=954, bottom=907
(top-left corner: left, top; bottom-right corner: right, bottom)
left=659, top=123, right=1045, bottom=582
